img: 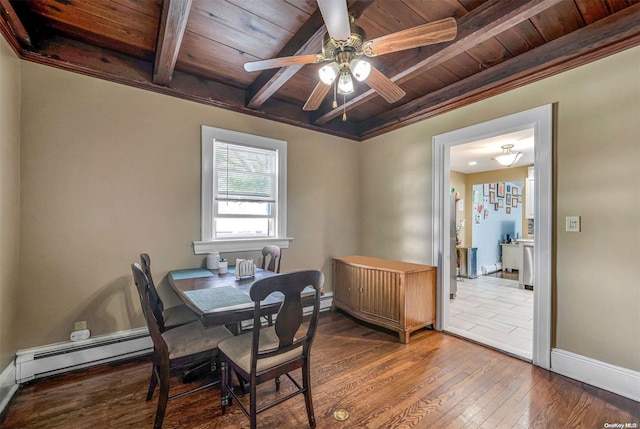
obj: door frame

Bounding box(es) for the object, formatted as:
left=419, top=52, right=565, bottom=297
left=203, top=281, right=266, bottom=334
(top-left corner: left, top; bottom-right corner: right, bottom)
left=432, top=104, right=553, bottom=369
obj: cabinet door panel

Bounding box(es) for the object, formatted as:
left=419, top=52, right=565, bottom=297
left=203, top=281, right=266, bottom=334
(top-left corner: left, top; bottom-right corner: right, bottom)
left=334, top=261, right=356, bottom=307
left=360, top=268, right=400, bottom=322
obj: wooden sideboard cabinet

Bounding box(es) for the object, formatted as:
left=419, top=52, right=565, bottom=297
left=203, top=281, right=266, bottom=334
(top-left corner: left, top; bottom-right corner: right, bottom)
left=332, top=255, right=437, bottom=344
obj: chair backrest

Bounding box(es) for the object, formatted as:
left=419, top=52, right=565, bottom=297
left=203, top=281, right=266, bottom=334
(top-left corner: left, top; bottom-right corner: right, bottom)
left=131, top=262, right=168, bottom=338
left=140, top=253, right=166, bottom=315
left=249, top=270, right=323, bottom=372
left=260, top=245, right=282, bottom=273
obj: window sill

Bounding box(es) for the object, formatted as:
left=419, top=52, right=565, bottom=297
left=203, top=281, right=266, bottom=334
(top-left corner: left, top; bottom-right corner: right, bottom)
left=193, top=237, right=294, bottom=254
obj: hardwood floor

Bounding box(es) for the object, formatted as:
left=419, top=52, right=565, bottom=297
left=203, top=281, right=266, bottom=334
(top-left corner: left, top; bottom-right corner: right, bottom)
left=2, top=311, right=638, bottom=428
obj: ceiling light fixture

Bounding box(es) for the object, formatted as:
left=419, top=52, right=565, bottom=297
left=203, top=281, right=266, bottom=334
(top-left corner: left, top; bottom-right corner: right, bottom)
left=318, top=62, right=339, bottom=85
left=319, top=59, right=371, bottom=94
left=337, top=70, right=354, bottom=94
left=492, top=144, right=522, bottom=167
left=315, top=42, right=373, bottom=121
left=350, top=58, right=371, bottom=81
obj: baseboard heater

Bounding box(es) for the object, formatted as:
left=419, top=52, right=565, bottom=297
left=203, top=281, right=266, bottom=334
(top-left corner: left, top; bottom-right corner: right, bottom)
left=15, top=294, right=333, bottom=384
left=241, top=293, right=333, bottom=330
left=15, top=328, right=153, bottom=383
left=481, top=263, right=502, bottom=275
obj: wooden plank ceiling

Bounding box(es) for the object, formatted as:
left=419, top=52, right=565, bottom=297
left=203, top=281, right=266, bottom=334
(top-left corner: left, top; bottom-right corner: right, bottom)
left=1, top=0, right=639, bottom=141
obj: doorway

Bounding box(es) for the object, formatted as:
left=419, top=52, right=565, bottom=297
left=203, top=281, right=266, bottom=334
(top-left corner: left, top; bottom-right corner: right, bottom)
left=432, top=104, right=553, bottom=369
left=450, top=163, right=532, bottom=358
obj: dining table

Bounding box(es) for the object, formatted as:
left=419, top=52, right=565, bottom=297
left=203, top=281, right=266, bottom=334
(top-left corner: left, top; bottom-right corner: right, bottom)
left=168, top=266, right=283, bottom=329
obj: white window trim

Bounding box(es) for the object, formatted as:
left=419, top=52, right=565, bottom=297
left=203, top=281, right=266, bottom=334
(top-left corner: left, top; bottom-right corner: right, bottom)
left=194, top=126, right=293, bottom=254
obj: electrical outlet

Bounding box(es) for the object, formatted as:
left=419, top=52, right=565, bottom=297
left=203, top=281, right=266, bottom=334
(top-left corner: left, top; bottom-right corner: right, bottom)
left=74, top=321, right=87, bottom=331
left=566, top=216, right=581, bottom=232
left=70, top=329, right=90, bottom=342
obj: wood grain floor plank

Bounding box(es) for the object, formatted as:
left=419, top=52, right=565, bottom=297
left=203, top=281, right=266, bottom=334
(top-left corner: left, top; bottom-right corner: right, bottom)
left=2, top=311, right=638, bottom=429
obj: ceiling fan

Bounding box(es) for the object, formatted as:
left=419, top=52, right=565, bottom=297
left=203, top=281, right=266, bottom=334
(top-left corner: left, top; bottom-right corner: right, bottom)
left=243, top=0, right=457, bottom=118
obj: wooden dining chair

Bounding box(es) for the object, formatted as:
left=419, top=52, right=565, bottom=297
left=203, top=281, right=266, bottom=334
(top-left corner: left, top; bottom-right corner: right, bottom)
left=219, top=270, right=323, bottom=429
left=260, top=245, right=282, bottom=327
left=260, top=245, right=282, bottom=273
left=140, top=253, right=198, bottom=331
left=131, top=263, right=234, bottom=429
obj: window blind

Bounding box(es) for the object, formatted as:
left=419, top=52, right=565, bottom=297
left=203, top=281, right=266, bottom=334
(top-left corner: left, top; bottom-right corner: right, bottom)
left=214, top=141, right=277, bottom=202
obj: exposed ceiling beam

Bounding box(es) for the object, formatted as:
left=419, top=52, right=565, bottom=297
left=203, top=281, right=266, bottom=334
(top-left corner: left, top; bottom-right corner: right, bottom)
left=0, top=0, right=31, bottom=50
left=21, top=35, right=361, bottom=141
left=246, top=0, right=374, bottom=110
left=246, top=8, right=325, bottom=109
left=314, top=0, right=564, bottom=125
left=359, top=3, right=640, bottom=139
left=153, top=0, right=193, bottom=86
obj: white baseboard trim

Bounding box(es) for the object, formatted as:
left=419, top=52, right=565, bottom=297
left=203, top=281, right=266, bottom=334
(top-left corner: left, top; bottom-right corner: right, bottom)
left=15, top=327, right=153, bottom=384
left=12, top=294, right=334, bottom=385
left=551, top=348, right=640, bottom=402
left=0, top=362, right=19, bottom=416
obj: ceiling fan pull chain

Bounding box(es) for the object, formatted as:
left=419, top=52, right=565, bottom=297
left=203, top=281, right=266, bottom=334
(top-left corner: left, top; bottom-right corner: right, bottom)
left=333, top=80, right=338, bottom=109
left=342, top=94, right=347, bottom=121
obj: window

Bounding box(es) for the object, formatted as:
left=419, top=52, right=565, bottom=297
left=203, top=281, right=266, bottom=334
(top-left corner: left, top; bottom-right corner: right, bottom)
left=194, top=126, right=291, bottom=254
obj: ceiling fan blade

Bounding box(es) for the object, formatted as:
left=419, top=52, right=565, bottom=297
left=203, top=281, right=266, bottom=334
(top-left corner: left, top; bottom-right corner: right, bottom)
left=303, top=81, right=332, bottom=111
left=244, top=54, right=321, bottom=72
left=364, top=65, right=405, bottom=104
left=317, top=0, right=351, bottom=40
left=365, top=17, right=457, bottom=57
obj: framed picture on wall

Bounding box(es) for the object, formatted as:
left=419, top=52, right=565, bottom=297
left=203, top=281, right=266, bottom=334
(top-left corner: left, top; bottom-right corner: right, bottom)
left=498, top=199, right=504, bottom=208
left=483, top=183, right=489, bottom=196
left=506, top=184, right=511, bottom=193
left=506, top=194, right=512, bottom=205
left=490, top=183, right=496, bottom=190
left=497, top=182, right=505, bottom=197
left=494, top=203, right=499, bottom=211
left=506, top=207, right=511, bottom=214
left=489, top=191, right=496, bottom=204
left=512, top=198, right=518, bottom=208
left=512, top=186, right=519, bottom=195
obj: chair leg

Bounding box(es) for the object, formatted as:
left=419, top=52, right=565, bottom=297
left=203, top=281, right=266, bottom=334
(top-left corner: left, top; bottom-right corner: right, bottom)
left=275, top=376, right=281, bottom=392
left=302, top=362, right=316, bottom=428
left=146, top=364, right=158, bottom=401
left=153, top=363, right=171, bottom=429
left=250, top=378, right=258, bottom=429
left=221, top=360, right=231, bottom=413
left=235, top=370, right=250, bottom=394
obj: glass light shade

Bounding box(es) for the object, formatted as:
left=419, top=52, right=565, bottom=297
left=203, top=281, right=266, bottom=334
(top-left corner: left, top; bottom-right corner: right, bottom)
left=492, top=145, right=523, bottom=167
left=493, top=153, right=523, bottom=166
left=337, top=72, right=354, bottom=94
left=318, top=62, right=339, bottom=85
left=350, top=58, right=371, bottom=81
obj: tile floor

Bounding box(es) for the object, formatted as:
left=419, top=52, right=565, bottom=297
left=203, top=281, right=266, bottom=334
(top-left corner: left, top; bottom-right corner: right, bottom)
left=448, top=272, right=533, bottom=360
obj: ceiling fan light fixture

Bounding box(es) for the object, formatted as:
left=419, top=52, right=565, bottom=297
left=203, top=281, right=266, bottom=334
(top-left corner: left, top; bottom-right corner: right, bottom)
left=350, top=58, right=371, bottom=81
left=337, top=72, right=354, bottom=94
left=318, top=62, right=339, bottom=85
left=492, top=144, right=523, bottom=167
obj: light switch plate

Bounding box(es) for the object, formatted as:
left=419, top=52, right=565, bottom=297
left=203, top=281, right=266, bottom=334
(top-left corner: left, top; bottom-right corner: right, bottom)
left=566, top=216, right=581, bottom=232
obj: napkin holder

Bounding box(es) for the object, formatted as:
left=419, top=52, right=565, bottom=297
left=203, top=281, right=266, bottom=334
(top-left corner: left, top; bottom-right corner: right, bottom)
left=235, top=259, right=256, bottom=279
